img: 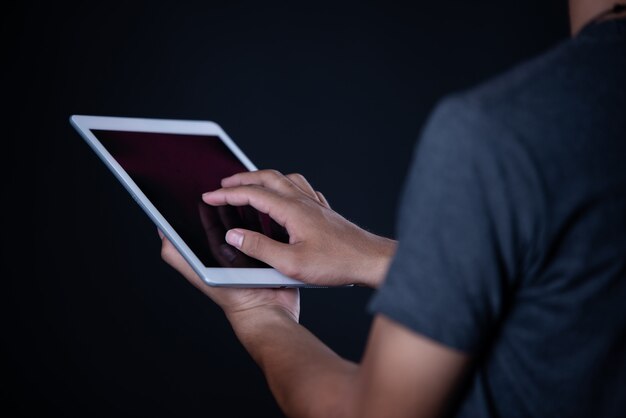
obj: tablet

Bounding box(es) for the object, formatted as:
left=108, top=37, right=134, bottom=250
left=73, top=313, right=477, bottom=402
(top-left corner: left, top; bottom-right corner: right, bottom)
left=70, top=115, right=307, bottom=287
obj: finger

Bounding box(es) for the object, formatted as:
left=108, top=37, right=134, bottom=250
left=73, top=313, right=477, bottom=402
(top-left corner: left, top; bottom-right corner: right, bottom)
left=160, top=237, right=207, bottom=290
left=203, top=186, right=292, bottom=227
left=284, top=173, right=330, bottom=209
left=221, top=170, right=300, bottom=197
left=316, top=191, right=331, bottom=208
left=225, top=228, right=297, bottom=276
left=286, top=173, right=319, bottom=201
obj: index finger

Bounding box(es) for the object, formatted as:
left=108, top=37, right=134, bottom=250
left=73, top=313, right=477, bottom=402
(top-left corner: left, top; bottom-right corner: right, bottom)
left=221, top=170, right=298, bottom=196
left=202, top=185, right=292, bottom=228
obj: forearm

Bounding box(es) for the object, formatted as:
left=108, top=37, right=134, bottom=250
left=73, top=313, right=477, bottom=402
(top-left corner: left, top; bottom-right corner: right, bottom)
left=227, top=306, right=360, bottom=418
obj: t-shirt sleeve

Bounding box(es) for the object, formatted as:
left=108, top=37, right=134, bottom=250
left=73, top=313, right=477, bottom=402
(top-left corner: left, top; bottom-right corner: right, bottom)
left=368, top=96, right=541, bottom=353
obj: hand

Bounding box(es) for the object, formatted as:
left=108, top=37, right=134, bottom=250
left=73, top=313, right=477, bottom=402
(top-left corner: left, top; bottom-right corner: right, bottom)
left=202, top=170, right=397, bottom=288
left=159, top=229, right=300, bottom=322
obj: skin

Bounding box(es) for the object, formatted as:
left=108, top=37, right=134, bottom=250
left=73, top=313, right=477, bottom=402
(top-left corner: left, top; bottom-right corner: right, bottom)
left=569, top=0, right=626, bottom=34
left=160, top=4, right=624, bottom=417
left=160, top=170, right=466, bottom=418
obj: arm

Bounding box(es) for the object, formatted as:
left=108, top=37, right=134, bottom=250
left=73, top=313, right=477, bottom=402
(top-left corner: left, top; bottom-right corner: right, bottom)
left=161, top=236, right=467, bottom=418
left=230, top=308, right=468, bottom=418
left=159, top=169, right=467, bottom=417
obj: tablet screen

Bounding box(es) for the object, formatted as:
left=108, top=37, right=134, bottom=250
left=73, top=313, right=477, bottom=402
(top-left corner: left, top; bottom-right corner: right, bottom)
left=91, top=130, right=288, bottom=268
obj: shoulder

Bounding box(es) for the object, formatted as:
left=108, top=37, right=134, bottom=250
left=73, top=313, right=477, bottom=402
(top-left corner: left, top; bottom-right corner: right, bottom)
left=456, top=35, right=587, bottom=115
left=418, top=93, right=521, bottom=166
left=422, top=34, right=596, bottom=160
left=424, top=36, right=581, bottom=134
left=446, top=27, right=625, bottom=137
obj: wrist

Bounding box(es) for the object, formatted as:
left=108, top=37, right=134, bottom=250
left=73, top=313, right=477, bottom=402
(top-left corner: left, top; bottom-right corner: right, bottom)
left=226, top=304, right=298, bottom=337
left=356, top=234, right=397, bottom=288
left=225, top=304, right=299, bottom=366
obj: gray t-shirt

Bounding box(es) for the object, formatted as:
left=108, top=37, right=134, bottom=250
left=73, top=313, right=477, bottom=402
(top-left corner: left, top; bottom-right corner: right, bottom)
left=369, top=19, right=626, bottom=418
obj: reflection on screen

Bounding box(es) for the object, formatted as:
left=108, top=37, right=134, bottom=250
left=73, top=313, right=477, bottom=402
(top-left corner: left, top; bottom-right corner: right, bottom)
left=91, top=130, right=288, bottom=267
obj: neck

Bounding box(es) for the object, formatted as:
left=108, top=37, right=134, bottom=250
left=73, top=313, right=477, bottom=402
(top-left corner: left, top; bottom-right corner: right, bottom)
left=569, top=0, right=626, bottom=35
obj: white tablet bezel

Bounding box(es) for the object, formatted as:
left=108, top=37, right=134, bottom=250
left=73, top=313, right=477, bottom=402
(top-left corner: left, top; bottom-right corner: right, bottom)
left=70, top=115, right=306, bottom=287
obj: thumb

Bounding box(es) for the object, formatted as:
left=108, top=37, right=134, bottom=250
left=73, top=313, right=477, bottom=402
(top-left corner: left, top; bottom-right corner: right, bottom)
left=226, top=229, right=295, bottom=275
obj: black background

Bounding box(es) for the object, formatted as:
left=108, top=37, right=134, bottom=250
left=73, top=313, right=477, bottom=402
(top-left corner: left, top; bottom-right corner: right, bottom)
left=3, top=1, right=568, bottom=417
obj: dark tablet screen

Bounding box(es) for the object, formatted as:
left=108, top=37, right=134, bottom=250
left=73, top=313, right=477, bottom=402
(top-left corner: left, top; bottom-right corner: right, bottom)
left=91, top=130, right=288, bottom=267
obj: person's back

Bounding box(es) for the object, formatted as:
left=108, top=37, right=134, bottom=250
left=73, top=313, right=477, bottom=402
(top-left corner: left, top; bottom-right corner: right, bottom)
left=464, top=18, right=626, bottom=416
left=370, top=18, right=626, bottom=417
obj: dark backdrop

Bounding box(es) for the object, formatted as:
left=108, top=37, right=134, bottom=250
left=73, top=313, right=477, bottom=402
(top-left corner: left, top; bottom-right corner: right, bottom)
left=3, top=1, right=568, bottom=417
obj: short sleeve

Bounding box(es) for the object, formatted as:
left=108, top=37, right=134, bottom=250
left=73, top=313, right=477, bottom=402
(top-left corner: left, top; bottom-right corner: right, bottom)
left=368, top=96, right=542, bottom=353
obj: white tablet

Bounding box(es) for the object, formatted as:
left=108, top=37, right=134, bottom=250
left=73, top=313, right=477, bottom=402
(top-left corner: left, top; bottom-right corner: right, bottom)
left=70, top=115, right=307, bottom=287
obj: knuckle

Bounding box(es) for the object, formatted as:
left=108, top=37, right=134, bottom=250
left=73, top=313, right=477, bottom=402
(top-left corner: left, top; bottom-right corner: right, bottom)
left=281, top=262, right=298, bottom=279
left=279, top=177, right=296, bottom=190
left=281, top=253, right=303, bottom=279
left=288, top=173, right=305, bottom=181
left=316, top=191, right=330, bottom=207
left=264, top=169, right=283, bottom=178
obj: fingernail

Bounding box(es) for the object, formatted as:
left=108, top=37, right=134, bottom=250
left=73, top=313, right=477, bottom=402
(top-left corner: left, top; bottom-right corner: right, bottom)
left=157, top=228, right=164, bottom=239
left=225, top=229, right=244, bottom=248
left=202, top=192, right=213, bottom=200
